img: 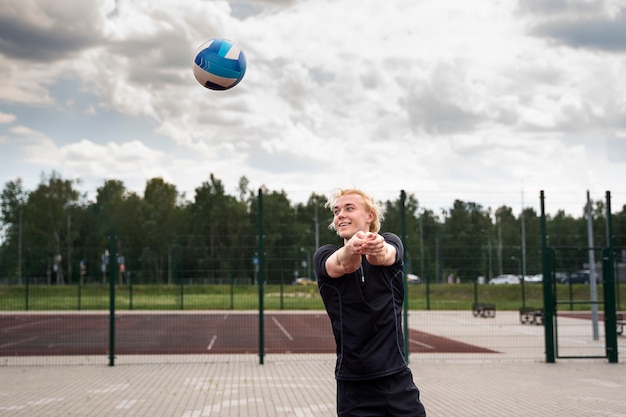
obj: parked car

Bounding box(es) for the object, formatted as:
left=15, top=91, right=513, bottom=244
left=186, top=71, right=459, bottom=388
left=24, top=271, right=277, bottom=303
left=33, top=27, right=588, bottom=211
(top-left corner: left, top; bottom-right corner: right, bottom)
left=406, top=273, right=421, bottom=284
left=560, top=270, right=590, bottom=284
left=293, top=277, right=317, bottom=286
left=524, top=274, right=543, bottom=284
left=488, top=274, right=520, bottom=284
left=554, top=272, right=569, bottom=283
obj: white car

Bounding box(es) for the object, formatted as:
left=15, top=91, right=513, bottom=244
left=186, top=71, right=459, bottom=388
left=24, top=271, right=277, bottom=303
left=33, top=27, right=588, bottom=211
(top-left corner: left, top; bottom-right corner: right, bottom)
left=294, top=277, right=317, bottom=286
left=524, top=274, right=543, bottom=284
left=406, top=273, right=421, bottom=284
left=488, top=274, right=520, bottom=284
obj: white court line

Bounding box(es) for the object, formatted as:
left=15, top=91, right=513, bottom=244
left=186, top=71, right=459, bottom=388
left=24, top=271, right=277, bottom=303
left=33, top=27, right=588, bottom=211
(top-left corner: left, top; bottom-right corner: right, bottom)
left=0, top=336, right=37, bottom=349
left=409, top=338, right=434, bottom=350
left=207, top=335, right=218, bottom=350
left=271, top=316, right=293, bottom=341
left=2, top=318, right=61, bottom=332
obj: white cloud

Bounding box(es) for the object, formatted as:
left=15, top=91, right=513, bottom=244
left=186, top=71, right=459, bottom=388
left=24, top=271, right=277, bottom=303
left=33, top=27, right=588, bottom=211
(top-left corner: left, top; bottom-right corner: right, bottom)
left=59, top=139, right=167, bottom=182
left=14, top=135, right=169, bottom=195
left=0, top=111, right=16, bottom=124
left=0, top=0, right=625, bottom=215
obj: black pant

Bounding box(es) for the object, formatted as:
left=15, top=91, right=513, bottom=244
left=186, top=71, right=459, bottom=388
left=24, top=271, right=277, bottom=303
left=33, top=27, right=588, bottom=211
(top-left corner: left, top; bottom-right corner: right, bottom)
left=337, top=368, right=427, bottom=417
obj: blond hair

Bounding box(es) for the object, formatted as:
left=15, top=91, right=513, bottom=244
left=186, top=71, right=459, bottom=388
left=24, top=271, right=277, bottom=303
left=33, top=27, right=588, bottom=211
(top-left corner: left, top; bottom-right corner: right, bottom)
left=325, top=188, right=386, bottom=233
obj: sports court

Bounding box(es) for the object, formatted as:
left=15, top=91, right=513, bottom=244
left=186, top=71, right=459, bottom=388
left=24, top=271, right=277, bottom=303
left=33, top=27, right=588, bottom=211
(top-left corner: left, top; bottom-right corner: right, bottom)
left=0, top=311, right=495, bottom=358
left=1, top=310, right=624, bottom=417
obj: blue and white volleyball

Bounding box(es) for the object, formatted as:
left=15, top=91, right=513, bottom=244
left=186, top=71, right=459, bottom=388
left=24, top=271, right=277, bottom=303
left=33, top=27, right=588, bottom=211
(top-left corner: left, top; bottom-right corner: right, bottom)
left=192, top=38, right=247, bottom=91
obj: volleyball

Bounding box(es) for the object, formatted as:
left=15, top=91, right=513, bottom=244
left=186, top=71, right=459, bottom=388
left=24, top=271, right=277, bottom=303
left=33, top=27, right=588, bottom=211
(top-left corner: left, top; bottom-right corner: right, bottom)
left=192, top=38, right=247, bottom=91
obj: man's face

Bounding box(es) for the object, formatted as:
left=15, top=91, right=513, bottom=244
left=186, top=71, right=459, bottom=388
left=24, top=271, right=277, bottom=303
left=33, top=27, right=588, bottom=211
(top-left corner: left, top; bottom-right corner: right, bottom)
left=332, top=193, right=373, bottom=240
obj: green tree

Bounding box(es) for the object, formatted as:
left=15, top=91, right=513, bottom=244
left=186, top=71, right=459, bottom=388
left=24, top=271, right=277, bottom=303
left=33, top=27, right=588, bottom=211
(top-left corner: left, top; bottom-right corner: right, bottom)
left=416, top=208, right=440, bottom=284
left=289, top=193, right=342, bottom=279
left=142, top=177, right=181, bottom=283
left=250, top=188, right=299, bottom=284
left=189, top=174, right=253, bottom=284
left=23, top=171, right=81, bottom=284
left=237, top=175, right=251, bottom=202
left=84, top=179, right=145, bottom=284
left=0, top=178, right=28, bottom=282
left=294, top=192, right=336, bottom=273
left=443, top=200, right=492, bottom=282
left=381, top=192, right=422, bottom=279
left=545, top=210, right=583, bottom=272
left=614, top=204, right=626, bottom=250
left=494, top=206, right=520, bottom=276
left=521, top=207, right=541, bottom=275
left=2, top=170, right=621, bottom=290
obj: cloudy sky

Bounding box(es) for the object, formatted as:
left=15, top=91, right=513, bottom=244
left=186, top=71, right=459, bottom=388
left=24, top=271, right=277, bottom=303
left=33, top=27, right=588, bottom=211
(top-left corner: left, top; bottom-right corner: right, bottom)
left=1, top=0, right=625, bottom=218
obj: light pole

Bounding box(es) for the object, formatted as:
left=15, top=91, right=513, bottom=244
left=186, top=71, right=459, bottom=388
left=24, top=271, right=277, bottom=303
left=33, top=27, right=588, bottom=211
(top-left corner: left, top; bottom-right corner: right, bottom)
left=512, top=255, right=526, bottom=308
left=521, top=186, right=527, bottom=294
left=300, top=247, right=311, bottom=279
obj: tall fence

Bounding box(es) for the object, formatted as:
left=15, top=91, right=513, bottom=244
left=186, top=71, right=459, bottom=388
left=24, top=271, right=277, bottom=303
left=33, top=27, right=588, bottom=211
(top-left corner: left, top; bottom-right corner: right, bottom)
left=1, top=189, right=625, bottom=366
left=1, top=279, right=624, bottom=366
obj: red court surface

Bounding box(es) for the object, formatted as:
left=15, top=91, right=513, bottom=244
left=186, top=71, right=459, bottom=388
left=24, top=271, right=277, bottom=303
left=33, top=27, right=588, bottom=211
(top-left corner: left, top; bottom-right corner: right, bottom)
left=0, top=313, right=497, bottom=356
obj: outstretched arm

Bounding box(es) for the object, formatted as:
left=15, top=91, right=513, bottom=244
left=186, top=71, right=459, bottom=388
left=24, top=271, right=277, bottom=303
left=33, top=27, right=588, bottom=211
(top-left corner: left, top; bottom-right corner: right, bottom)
left=325, top=232, right=396, bottom=278
left=362, top=233, right=396, bottom=266
left=324, top=231, right=369, bottom=278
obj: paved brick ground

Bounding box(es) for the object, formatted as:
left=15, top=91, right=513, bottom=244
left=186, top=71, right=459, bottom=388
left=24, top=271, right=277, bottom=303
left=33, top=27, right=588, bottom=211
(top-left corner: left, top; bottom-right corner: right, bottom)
left=1, top=356, right=625, bottom=416
left=1, top=311, right=624, bottom=416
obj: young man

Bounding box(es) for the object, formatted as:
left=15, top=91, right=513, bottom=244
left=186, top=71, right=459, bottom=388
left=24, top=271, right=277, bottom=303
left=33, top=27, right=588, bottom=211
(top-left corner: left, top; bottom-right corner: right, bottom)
left=313, top=188, right=427, bottom=417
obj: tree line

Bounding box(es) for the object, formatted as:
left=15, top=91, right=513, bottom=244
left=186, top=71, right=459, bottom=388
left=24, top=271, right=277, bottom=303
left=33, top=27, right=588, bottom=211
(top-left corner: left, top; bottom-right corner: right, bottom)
left=1, top=171, right=625, bottom=286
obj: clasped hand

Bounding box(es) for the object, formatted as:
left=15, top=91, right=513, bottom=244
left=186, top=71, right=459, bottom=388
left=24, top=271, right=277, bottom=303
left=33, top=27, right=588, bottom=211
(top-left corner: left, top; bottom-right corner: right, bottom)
left=348, top=231, right=385, bottom=256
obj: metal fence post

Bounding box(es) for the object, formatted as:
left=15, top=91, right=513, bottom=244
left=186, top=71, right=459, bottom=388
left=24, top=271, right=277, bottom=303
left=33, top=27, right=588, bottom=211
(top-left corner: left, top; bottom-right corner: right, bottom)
left=108, top=228, right=117, bottom=367
left=604, top=191, right=618, bottom=363
left=400, top=190, right=409, bottom=361
left=540, top=191, right=555, bottom=363
left=258, top=189, right=265, bottom=365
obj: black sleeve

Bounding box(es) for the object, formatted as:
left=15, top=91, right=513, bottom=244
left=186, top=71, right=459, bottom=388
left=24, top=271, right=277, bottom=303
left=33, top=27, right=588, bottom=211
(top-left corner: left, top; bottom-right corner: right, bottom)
left=313, top=244, right=338, bottom=281
left=382, top=232, right=403, bottom=265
